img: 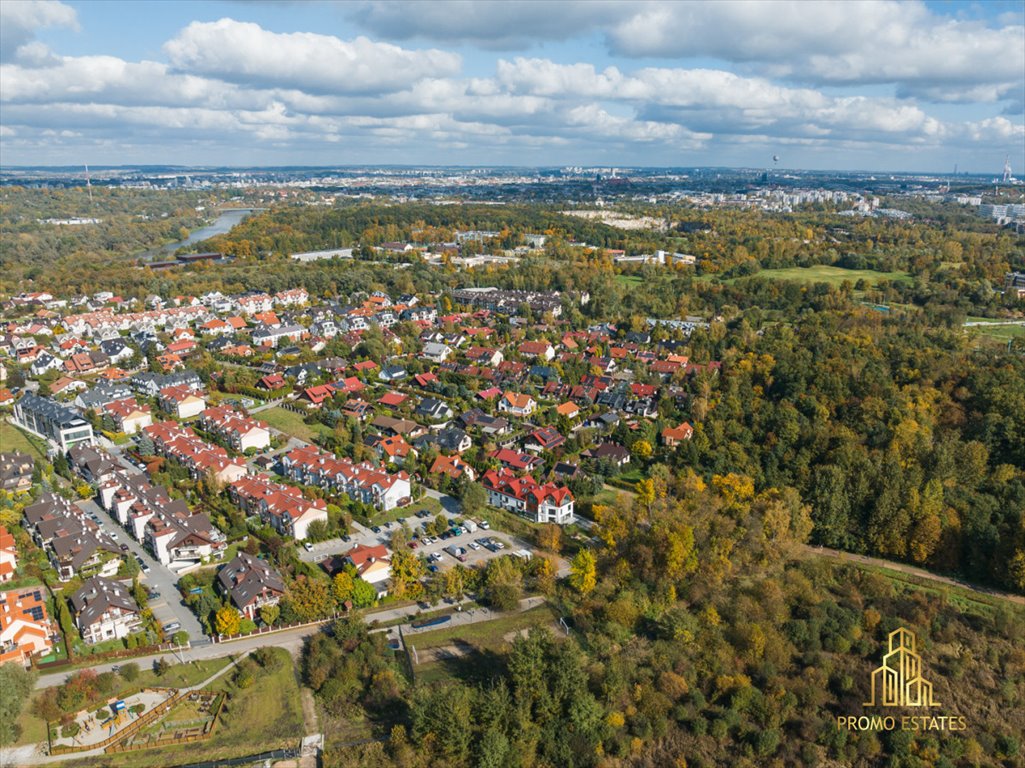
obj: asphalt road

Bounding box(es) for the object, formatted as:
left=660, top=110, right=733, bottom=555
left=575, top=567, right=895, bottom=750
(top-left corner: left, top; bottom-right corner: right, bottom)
left=32, top=595, right=506, bottom=690
left=75, top=497, right=207, bottom=642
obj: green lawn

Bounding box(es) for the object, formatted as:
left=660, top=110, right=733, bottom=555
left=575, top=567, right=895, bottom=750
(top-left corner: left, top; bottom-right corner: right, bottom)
left=411, top=604, right=560, bottom=685
left=718, top=265, right=912, bottom=286
left=410, top=604, right=558, bottom=652
left=14, top=657, right=233, bottom=747
left=0, top=419, right=50, bottom=460
left=258, top=406, right=332, bottom=443
left=965, top=323, right=1025, bottom=341
left=370, top=495, right=443, bottom=527
left=615, top=275, right=644, bottom=288
left=37, top=649, right=303, bottom=767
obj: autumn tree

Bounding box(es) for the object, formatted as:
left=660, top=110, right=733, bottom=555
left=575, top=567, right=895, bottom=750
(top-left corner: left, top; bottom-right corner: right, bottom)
left=535, top=523, right=562, bottom=553
left=287, top=575, right=333, bottom=621
left=333, top=570, right=355, bottom=603
left=215, top=605, right=242, bottom=636
left=569, top=549, right=597, bottom=595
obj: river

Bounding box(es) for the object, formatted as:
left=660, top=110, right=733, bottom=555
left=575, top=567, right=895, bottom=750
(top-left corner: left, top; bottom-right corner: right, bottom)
left=145, top=208, right=262, bottom=257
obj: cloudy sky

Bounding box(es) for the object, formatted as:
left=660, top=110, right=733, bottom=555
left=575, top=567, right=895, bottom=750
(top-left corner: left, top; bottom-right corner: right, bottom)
left=1, top=0, right=1023, bottom=171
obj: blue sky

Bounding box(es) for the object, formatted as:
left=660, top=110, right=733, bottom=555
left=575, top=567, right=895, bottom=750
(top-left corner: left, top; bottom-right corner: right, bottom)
left=1, top=0, right=1022, bottom=171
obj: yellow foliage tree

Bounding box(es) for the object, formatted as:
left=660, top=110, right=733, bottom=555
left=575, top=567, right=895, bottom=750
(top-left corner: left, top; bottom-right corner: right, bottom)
left=214, top=605, right=241, bottom=636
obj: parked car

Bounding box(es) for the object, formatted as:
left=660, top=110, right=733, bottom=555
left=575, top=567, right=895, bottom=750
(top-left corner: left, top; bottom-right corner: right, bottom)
left=147, top=590, right=160, bottom=600
left=163, top=622, right=181, bottom=633
left=120, top=543, right=130, bottom=551
left=479, top=520, right=491, bottom=530
left=372, top=526, right=381, bottom=533
left=303, top=541, right=313, bottom=551
left=427, top=565, right=439, bottom=573
left=407, top=541, right=419, bottom=549
left=341, top=534, right=351, bottom=542
left=468, top=542, right=481, bottom=551
left=141, top=564, right=151, bottom=573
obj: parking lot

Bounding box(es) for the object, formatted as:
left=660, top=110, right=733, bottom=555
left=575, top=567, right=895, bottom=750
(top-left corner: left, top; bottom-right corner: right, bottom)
left=299, top=504, right=544, bottom=573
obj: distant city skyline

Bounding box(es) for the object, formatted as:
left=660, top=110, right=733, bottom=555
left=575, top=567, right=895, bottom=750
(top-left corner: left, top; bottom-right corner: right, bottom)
left=1, top=0, right=1022, bottom=172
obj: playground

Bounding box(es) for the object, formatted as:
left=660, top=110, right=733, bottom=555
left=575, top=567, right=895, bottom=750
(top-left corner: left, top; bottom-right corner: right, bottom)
left=119, top=690, right=223, bottom=749
left=50, top=689, right=168, bottom=749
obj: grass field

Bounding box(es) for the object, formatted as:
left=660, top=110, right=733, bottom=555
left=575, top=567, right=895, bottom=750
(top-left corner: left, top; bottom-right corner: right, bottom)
left=39, top=649, right=303, bottom=767
left=258, top=406, right=332, bottom=443
left=721, top=264, right=914, bottom=287
left=14, top=657, right=233, bottom=747
left=615, top=275, right=644, bottom=288
left=965, top=323, right=1025, bottom=341
left=0, top=419, right=50, bottom=460
left=370, top=495, right=443, bottom=527
left=410, top=604, right=559, bottom=653
left=412, top=604, right=560, bottom=685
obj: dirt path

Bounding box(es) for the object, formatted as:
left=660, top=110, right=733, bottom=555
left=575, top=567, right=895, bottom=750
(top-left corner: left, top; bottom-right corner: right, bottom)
left=300, top=688, right=320, bottom=734
left=804, top=545, right=1025, bottom=606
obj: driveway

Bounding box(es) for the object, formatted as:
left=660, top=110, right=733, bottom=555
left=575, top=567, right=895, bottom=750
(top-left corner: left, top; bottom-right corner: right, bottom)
left=75, top=498, right=206, bottom=643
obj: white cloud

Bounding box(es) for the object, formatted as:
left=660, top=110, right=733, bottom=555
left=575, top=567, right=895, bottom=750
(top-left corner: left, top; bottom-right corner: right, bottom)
left=0, top=0, right=77, bottom=62
left=1, top=6, right=1021, bottom=169
left=163, top=18, right=461, bottom=94
left=346, top=0, right=626, bottom=49
left=345, top=1, right=1024, bottom=106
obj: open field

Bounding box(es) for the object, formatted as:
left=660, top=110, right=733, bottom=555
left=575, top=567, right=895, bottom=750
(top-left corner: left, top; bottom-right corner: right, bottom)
left=965, top=323, right=1025, bottom=341
left=615, top=275, right=644, bottom=288
left=370, top=495, right=443, bottom=526
left=411, top=604, right=561, bottom=685
left=410, top=604, right=560, bottom=652
left=258, top=406, right=332, bottom=443
left=0, top=419, right=50, bottom=460
left=13, top=658, right=234, bottom=747
left=744, top=265, right=911, bottom=285
left=36, top=649, right=303, bottom=768
left=698, top=265, right=913, bottom=286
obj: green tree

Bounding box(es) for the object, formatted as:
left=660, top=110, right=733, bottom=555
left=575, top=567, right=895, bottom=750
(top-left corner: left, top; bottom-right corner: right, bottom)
left=287, top=576, right=333, bottom=621
left=260, top=604, right=280, bottom=626
left=350, top=578, right=377, bottom=608
left=460, top=482, right=487, bottom=518
left=0, top=664, right=36, bottom=746
left=333, top=571, right=355, bottom=603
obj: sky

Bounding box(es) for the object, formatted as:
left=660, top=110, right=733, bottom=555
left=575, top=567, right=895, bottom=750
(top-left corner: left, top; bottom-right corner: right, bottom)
left=0, top=0, right=1023, bottom=172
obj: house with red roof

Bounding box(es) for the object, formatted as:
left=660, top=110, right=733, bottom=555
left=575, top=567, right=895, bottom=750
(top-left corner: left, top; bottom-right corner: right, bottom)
left=158, top=384, right=206, bottom=419
left=481, top=468, right=574, bottom=525
left=0, top=527, right=17, bottom=584
left=490, top=448, right=543, bottom=473
left=303, top=384, right=336, bottom=407
left=101, top=397, right=153, bottom=435
left=498, top=391, right=536, bottom=417
left=430, top=454, right=476, bottom=481
left=258, top=373, right=286, bottom=391
left=661, top=422, right=695, bottom=447
left=0, top=586, right=55, bottom=666
left=377, top=392, right=408, bottom=408
left=229, top=475, right=328, bottom=540
left=344, top=544, right=391, bottom=585
left=518, top=340, right=555, bottom=361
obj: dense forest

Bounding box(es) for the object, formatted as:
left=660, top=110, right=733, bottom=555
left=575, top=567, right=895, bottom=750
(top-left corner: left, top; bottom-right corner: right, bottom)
left=307, top=473, right=1025, bottom=767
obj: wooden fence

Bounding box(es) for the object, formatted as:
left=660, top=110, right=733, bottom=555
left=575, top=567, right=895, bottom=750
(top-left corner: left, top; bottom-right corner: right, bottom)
left=48, top=687, right=183, bottom=756
left=104, top=692, right=226, bottom=753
